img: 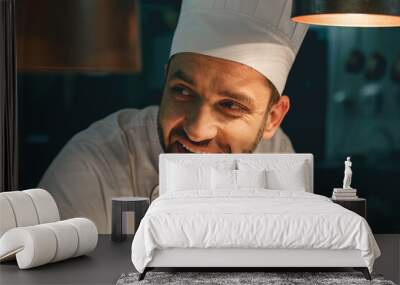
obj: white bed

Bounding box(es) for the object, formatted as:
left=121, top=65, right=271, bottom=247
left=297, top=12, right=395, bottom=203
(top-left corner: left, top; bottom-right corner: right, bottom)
left=131, top=154, right=380, bottom=280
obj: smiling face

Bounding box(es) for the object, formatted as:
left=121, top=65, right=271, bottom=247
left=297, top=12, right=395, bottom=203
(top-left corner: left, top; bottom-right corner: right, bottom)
left=158, top=52, right=286, bottom=154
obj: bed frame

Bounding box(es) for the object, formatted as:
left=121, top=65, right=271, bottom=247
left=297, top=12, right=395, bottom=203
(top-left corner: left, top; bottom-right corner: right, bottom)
left=139, top=154, right=371, bottom=281
left=139, top=248, right=371, bottom=280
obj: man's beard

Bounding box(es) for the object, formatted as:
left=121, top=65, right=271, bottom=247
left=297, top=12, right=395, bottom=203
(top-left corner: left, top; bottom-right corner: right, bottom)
left=157, top=109, right=266, bottom=154
left=243, top=121, right=265, bottom=153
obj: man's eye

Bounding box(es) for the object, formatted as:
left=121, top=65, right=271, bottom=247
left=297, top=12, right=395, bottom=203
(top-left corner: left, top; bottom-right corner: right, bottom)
left=219, top=100, right=246, bottom=112
left=171, top=86, right=191, bottom=96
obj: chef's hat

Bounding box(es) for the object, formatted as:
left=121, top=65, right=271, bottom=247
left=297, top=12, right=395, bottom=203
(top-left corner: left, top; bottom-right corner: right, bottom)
left=170, top=0, right=308, bottom=95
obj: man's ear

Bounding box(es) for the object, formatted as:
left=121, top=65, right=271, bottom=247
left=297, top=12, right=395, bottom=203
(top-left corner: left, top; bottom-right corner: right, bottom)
left=263, top=95, right=290, bottom=140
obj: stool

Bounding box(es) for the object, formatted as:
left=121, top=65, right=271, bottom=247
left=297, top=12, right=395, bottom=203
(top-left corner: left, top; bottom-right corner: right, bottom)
left=111, top=197, right=149, bottom=242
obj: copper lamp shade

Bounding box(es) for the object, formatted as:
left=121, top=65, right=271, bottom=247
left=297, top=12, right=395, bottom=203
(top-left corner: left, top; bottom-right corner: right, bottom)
left=292, top=0, right=400, bottom=27
left=16, top=0, right=141, bottom=73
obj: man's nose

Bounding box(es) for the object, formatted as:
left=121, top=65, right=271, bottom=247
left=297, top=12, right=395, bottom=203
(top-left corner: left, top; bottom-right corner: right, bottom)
left=183, top=105, right=218, bottom=142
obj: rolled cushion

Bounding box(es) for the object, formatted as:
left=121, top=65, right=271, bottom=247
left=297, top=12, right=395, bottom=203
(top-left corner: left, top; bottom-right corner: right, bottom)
left=23, top=189, right=60, bottom=224
left=0, top=191, right=39, bottom=227
left=0, top=218, right=98, bottom=269
left=0, top=189, right=60, bottom=239
left=0, top=196, right=17, bottom=237
left=0, top=225, right=57, bottom=269
left=42, top=221, right=79, bottom=262
left=65, top=218, right=98, bottom=257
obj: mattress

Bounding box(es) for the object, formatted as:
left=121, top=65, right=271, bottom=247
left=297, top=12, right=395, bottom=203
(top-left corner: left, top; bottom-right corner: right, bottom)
left=131, top=190, right=380, bottom=273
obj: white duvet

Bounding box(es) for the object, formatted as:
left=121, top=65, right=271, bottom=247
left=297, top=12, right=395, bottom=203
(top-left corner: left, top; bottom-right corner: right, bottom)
left=131, top=190, right=380, bottom=273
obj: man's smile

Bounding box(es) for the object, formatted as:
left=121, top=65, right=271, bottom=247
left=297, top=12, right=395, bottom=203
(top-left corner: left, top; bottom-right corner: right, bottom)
left=174, top=140, right=212, bottom=154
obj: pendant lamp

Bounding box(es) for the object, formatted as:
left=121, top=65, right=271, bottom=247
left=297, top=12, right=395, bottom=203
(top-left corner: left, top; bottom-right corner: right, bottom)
left=292, top=0, right=400, bottom=27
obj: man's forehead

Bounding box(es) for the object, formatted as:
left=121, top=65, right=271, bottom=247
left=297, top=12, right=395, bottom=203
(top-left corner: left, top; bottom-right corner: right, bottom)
left=169, top=53, right=266, bottom=82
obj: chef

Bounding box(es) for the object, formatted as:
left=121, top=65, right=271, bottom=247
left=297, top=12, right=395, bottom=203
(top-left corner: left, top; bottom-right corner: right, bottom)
left=39, top=0, right=308, bottom=233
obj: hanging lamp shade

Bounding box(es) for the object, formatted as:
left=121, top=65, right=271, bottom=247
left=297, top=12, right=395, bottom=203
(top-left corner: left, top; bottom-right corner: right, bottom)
left=291, top=0, right=400, bottom=27
left=16, top=0, right=141, bottom=73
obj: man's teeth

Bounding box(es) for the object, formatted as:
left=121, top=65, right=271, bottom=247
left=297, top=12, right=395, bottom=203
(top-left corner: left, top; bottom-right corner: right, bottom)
left=181, top=143, right=208, bottom=154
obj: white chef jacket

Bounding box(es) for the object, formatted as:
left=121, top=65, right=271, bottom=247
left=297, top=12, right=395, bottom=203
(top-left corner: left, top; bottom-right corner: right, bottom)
left=39, top=106, right=295, bottom=233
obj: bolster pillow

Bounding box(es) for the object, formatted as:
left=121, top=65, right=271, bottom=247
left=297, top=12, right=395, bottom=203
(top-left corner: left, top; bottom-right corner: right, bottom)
left=0, top=189, right=60, bottom=237
left=0, top=218, right=98, bottom=269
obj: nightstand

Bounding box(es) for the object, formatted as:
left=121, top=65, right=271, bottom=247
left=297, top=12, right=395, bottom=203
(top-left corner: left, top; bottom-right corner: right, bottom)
left=331, top=198, right=367, bottom=219
left=111, top=197, right=150, bottom=242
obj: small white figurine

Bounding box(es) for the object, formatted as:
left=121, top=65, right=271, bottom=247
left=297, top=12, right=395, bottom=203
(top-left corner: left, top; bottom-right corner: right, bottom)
left=342, top=157, right=353, bottom=189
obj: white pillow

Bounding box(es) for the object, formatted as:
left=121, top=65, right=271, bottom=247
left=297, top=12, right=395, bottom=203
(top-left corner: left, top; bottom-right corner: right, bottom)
left=168, top=162, right=212, bottom=191
left=212, top=168, right=237, bottom=190
left=212, top=169, right=267, bottom=190
left=238, top=159, right=308, bottom=192
left=266, top=167, right=306, bottom=191
left=236, top=169, right=267, bottom=189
